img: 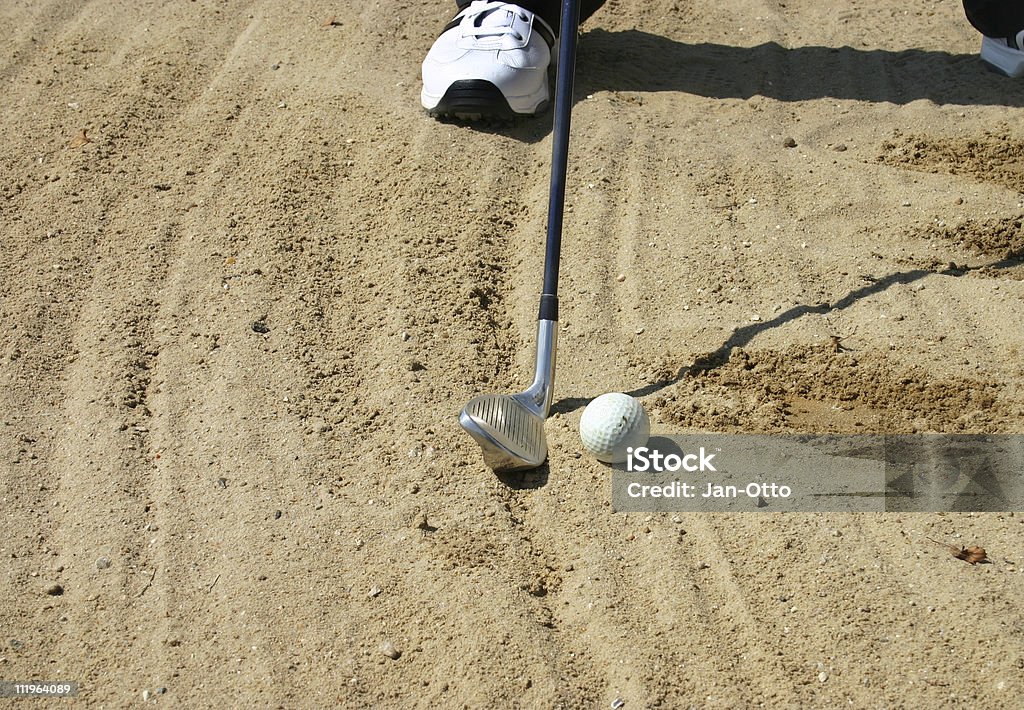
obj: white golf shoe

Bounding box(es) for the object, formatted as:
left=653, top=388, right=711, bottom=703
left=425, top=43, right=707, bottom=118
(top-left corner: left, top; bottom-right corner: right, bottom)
left=421, top=1, right=556, bottom=120
left=980, top=30, right=1024, bottom=78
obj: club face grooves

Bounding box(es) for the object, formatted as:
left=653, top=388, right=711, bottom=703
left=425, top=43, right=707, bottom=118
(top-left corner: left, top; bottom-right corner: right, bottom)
left=459, top=394, right=547, bottom=472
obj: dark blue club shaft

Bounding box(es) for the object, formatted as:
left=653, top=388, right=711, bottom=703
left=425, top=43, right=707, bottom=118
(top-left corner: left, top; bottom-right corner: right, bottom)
left=537, top=0, right=580, bottom=323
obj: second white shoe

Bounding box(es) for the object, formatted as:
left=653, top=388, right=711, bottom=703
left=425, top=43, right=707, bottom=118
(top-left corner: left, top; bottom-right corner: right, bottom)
left=980, top=30, right=1024, bottom=78
left=421, top=1, right=556, bottom=120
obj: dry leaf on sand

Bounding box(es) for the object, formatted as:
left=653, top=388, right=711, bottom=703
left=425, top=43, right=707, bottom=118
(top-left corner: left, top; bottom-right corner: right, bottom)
left=69, top=128, right=90, bottom=149
left=926, top=538, right=989, bottom=565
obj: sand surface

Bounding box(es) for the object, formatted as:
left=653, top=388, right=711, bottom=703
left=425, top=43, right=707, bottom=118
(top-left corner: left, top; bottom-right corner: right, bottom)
left=2, top=0, right=1024, bottom=707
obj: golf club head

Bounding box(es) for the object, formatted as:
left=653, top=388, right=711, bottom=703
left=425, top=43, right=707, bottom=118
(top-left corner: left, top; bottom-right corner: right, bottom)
left=460, top=320, right=557, bottom=472
left=459, top=393, right=548, bottom=472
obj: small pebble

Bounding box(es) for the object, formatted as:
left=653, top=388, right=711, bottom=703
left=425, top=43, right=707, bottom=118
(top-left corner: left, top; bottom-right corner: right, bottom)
left=156, top=687, right=167, bottom=695
left=251, top=320, right=270, bottom=334
left=380, top=641, right=401, bottom=660
left=818, top=671, right=829, bottom=683
left=611, top=699, right=626, bottom=709
left=368, top=586, right=382, bottom=598
left=634, top=327, right=644, bottom=335
left=782, top=136, right=797, bottom=148
left=616, top=273, right=626, bottom=282
left=273, top=510, right=282, bottom=520
left=45, top=583, right=64, bottom=596
left=96, top=557, right=112, bottom=570
left=142, top=689, right=150, bottom=701
left=833, top=143, right=847, bottom=152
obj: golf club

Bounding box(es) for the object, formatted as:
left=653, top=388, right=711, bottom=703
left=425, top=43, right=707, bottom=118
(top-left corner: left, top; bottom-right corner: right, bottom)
left=458, top=0, right=581, bottom=472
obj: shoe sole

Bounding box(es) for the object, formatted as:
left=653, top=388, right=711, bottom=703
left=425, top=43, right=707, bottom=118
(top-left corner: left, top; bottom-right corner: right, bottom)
left=424, top=79, right=549, bottom=121
left=980, top=36, right=1024, bottom=78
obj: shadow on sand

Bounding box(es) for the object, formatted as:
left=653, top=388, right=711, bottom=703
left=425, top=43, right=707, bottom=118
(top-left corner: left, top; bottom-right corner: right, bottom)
left=550, top=256, right=1023, bottom=416
left=445, top=29, right=1019, bottom=143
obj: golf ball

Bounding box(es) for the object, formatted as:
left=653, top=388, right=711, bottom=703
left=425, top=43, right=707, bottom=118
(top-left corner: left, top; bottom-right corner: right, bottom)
left=579, top=393, right=650, bottom=463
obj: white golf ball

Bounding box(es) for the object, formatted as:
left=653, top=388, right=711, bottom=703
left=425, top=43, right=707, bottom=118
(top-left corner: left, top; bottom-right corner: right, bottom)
left=579, top=393, right=650, bottom=463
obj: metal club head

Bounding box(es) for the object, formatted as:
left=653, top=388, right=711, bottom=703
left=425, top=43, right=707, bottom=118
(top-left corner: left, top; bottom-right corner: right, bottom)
left=459, top=320, right=557, bottom=472
left=459, top=393, right=548, bottom=472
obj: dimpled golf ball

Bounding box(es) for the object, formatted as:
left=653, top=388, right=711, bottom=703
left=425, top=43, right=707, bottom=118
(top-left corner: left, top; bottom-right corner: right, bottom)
left=579, top=393, right=650, bottom=463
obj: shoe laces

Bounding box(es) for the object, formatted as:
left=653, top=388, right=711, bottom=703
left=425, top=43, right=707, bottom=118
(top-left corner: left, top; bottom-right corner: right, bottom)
left=460, top=1, right=531, bottom=42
